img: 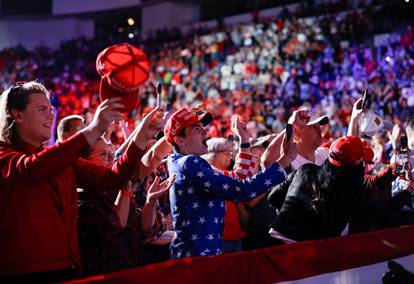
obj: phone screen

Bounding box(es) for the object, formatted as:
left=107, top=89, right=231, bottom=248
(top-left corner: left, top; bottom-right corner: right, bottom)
left=285, top=124, right=293, bottom=142
left=396, top=151, right=409, bottom=176
left=361, top=89, right=371, bottom=110
left=157, top=92, right=161, bottom=108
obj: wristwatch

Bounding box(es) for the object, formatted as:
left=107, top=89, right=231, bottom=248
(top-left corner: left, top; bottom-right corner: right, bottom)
left=240, top=142, right=251, bottom=148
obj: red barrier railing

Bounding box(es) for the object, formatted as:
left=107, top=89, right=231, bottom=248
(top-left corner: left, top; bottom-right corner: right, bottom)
left=66, top=225, right=414, bottom=284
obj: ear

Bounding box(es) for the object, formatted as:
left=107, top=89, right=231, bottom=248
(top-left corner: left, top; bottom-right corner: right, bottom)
left=11, top=109, right=24, bottom=123
left=174, top=135, right=185, bottom=147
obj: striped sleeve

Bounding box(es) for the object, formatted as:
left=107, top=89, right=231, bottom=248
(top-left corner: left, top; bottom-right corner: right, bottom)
left=211, top=150, right=257, bottom=181
left=231, top=150, right=257, bottom=180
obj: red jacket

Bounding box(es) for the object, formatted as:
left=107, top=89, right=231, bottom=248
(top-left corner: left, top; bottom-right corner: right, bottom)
left=0, top=133, right=144, bottom=277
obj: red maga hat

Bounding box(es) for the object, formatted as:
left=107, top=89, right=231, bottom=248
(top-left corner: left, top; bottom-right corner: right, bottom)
left=96, top=43, right=150, bottom=113
left=164, top=108, right=213, bottom=145
left=328, top=136, right=365, bottom=167
left=362, top=140, right=375, bottom=164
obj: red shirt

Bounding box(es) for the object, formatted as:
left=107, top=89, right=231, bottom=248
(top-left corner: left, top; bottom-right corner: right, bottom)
left=0, top=133, right=144, bottom=277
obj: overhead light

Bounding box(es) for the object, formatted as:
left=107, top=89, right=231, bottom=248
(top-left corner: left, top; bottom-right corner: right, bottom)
left=385, top=56, right=391, bottom=62
left=127, top=18, right=135, bottom=26
left=128, top=33, right=134, bottom=39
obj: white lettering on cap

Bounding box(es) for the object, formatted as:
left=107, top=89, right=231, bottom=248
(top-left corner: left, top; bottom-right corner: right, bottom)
left=177, top=110, right=189, bottom=118
left=183, top=113, right=193, bottom=120
left=170, top=121, right=181, bottom=135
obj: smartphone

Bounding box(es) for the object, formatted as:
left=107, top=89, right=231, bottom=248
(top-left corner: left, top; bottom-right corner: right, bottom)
left=156, top=82, right=162, bottom=108
left=396, top=135, right=409, bottom=176
left=285, top=124, right=293, bottom=142
left=396, top=151, right=409, bottom=177
left=361, top=89, right=371, bottom=110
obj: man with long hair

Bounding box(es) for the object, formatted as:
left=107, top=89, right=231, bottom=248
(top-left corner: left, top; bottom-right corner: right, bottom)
left=0, top=81, right=162, bottom=282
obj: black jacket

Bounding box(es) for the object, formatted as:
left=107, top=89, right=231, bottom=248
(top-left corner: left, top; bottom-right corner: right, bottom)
left=268, top=164, right=411, bottom=241
left=268, top=164, right=351, bottom=241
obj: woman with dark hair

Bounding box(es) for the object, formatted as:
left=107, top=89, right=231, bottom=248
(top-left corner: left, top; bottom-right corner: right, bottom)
left=0, top=81, right=163, bottom=282
left=268, top=136, right=367, bottom=242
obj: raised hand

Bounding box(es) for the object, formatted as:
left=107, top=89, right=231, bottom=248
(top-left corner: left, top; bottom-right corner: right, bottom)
left=231, top=115, right=250, bottom=144
left=388, top=124, right=403, bottom=150
left=141, top=137, right=173, bottom=167
left=288, top=108, right=310, bottom=130
left=347, top=98, right=366, bottom=136
left=81, top=98, right=125, bottom=145
left=351, top=98, right=365, bottom=121
left=146, top=175, right=176, bottom=205
left=133, top=107, right=165, bottom=150
left=103, top=121, right=118, bottom=141
left=119, top=120, right=131, bottom=138
left=277, top=133, right=298, bottom=169
left=91, top=98, right=125, bottom=133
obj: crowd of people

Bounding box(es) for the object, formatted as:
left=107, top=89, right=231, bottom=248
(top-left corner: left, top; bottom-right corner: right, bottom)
left=0, top=2, right=412, bottom=145
left=0, top=0, right=414, bottom=282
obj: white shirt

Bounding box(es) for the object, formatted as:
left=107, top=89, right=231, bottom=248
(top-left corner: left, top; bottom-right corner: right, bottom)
left=290, top=147, right=329, bottom=171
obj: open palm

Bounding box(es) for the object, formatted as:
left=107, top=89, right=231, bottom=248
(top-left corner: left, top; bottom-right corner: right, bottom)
left=146, top=175, right=176, bottom=204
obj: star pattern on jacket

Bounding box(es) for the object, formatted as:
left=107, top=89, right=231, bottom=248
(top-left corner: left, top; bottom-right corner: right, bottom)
left=168, top=154, right=286, bottom=259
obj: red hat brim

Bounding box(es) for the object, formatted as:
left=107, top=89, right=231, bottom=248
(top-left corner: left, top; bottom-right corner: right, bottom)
left=100, top=78, right=139, bottom=113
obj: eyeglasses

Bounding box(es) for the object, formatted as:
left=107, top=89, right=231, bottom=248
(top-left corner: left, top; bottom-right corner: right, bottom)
left=216, top=150, right=233, bottom=156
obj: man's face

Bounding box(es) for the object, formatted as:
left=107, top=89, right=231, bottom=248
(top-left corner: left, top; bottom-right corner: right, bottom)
left=15, top=92, right=53, bottom=146
left=299, top=124, right=322, bottom=149
left=177, top=122, right=208, bottom=155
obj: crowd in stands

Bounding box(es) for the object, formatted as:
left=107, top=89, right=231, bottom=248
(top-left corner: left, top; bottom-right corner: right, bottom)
left=0, top=1, right=412, bottom=143
left=0, top=0, right=414, bottom=282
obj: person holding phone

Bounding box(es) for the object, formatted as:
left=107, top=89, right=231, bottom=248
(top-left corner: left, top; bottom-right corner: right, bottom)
left=268, top=136, right=368, bottom=242
left=391, top=119, right=414, bottom=208
left=348, top=92, right=393, bottom=138
left=252, top=109, right=329, bottom=174
left=156, top=82, right=162, bottom=108
left=288, top=109, right=330, bottom=171
left=164, top=107, right=297, bottom=258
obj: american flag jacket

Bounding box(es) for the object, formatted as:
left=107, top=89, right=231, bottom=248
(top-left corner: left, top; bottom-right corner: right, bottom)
left=167, top=153, right=287, bottom=258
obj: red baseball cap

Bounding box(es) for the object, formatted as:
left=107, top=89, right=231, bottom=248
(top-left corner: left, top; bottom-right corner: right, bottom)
left=96, top=43, right=150, bottom=113
left=164, top=108, right=213, bottom=144
left=362, top=140, right=375, bottom=164
left=328, top=136, right=365, bottom=167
